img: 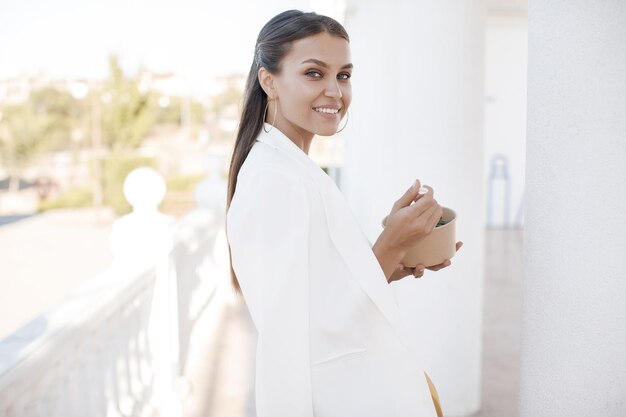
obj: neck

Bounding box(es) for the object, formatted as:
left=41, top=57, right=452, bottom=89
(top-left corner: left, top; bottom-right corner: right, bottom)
left=269, top=119, right=314, bottom=155
left=291, top=134, right=313, bottom=155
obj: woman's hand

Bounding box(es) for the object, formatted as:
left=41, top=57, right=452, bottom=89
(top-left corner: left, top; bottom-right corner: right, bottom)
left=384, top=180, right=443, bottom=250
left=372, top=179, right=443, bottom=281
left=387, top=241, right=463, bottom=283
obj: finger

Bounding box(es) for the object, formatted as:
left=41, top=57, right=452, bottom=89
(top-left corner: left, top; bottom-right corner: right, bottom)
left=414, top=185, right=431, bottom=203
left=413, top=264, right=425, bottom=278
left=395, top=179, right=422, bottom=209
left=456, top=241, right=463, bottom=251
left=426, top=202, right=444, bottom=230
left=413, top=200, right=441, bottom=229
left=409, top=203, right=440, bottom=234
left=411, top=185, right=433, bottom=206
left=393, top=269, right=412, bottom=282
left=401, top=265, right=415, bottom=275
left=410, top=195, right=438, bottom=218
left=420, top=185, right=434, bottom=199
left=426, top=259, right=451, bottom=271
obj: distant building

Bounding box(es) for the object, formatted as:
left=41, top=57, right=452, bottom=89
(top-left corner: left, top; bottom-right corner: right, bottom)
left=0, top=75, right=78, bottom=105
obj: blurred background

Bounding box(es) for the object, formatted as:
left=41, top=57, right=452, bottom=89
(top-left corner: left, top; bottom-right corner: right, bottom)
left=0, top=0, right=529, bottom=416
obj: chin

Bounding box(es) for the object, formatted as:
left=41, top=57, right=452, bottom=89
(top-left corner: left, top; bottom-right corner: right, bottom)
left=315, top=125, right=340, bottom=137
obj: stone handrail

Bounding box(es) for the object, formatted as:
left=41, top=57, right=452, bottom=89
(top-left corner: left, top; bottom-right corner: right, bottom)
left=0, top=207, right=225, bottom=417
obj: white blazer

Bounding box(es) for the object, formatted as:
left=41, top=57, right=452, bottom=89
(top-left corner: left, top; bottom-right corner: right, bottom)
left=226, top=123, right=438, bottom=417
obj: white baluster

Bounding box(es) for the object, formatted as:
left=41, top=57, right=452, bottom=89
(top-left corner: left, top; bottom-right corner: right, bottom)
left=0, top=164, right=227, bottom=417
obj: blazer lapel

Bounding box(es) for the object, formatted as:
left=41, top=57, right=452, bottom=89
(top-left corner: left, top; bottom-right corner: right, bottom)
left=256, top=125, right=411, bottom=349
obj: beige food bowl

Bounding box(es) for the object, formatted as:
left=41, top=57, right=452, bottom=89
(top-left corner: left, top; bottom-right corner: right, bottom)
left=383, top=207, right=457, bottom=268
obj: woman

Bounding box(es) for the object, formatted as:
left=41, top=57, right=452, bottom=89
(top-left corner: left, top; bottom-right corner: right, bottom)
left=226, top=10, right=462, bottom=417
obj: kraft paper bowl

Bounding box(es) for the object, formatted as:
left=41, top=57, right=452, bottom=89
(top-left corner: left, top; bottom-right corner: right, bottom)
left=382, top=206, right=457, bottom=268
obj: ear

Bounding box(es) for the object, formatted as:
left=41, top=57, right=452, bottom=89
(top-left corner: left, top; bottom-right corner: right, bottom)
left=258, top=67, right=276, bottom=99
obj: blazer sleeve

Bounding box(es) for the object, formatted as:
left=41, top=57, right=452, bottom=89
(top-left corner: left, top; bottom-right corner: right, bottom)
left=227, top=168, right=314, bottom=417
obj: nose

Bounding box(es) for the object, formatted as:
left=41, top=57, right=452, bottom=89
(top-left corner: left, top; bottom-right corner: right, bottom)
left=325, top=78, right=342, bottom=99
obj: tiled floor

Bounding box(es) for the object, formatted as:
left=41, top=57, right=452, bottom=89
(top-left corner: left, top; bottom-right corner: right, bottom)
left=473, top=229, right=524, bottom=417
left=182, top=285, right=257, bottom=417
left=0, top=208, right=115, bottom=339
left=183, top=229, right=524, bottom=417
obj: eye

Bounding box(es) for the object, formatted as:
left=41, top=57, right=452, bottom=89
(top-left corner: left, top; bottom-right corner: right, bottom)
left=305, top=70, right=323, bottom=78
left=338, top=73, right=351, bottom=80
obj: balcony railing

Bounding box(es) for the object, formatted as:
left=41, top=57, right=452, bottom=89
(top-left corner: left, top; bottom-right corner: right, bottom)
left=0, top=199, right=227, bottom=417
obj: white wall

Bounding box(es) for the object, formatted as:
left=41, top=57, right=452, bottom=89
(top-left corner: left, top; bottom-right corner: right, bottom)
left=519, top=1, right=626, bottom=415
left=342, top=1, right=485, bottom=415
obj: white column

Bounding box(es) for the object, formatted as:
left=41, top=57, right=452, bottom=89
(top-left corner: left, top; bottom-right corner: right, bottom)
left=343, top=1, right=485, bottom=415
left=519, top=2, right=626, bottom=416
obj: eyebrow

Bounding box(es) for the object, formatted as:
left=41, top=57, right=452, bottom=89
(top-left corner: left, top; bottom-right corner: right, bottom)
left=300, top=58, right=353, bottom=70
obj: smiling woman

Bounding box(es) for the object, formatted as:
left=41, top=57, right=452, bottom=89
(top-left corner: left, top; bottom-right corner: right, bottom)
left=256, top=35, right=352, bottom=149
left=225, top=9, right=447, bottom=417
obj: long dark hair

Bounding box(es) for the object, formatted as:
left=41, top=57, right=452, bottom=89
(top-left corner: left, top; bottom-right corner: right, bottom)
left=226, top=10, right=350, bottom=294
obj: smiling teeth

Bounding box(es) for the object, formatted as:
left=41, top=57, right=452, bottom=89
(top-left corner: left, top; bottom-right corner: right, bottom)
left=314, top=108, right=339, bottom=114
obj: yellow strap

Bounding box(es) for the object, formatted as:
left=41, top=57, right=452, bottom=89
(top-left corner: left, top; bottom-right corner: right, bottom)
left=424, top=372, right=443, bottom=417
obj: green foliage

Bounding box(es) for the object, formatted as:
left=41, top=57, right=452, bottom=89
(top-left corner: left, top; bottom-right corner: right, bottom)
left=155, top=96, right=205, bottom=127
left=101, top=55, right=155, bottom=151
left=102, top=154, right=157, bottom=215
left=191, top=101, right=204, bottom=125
left=0, top=104, right=47, bottom=167
left=155, top=97, right=183, bottom=125
left=0, top=87, right=74, bottom=168
left=38, top=187, right=93, bottom=212
left=165, top=173, right=205, bottom=192
left=30, top=87, right=77, bottom=151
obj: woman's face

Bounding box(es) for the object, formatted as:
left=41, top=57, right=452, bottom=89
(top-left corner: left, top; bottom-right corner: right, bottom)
left=260, top=32, right=352, bottom=141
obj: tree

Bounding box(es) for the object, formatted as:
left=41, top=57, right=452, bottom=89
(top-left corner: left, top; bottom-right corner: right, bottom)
left=101, top=55, right=155, bottom=151
left=30, top=87, right=76, bottom=151
left=0, top=87, right=74, bottom=191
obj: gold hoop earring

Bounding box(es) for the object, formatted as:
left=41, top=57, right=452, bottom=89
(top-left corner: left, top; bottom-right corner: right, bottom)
left=262, top=97, right=278, bottom=133
left=336, top=110, right=349, bottom=133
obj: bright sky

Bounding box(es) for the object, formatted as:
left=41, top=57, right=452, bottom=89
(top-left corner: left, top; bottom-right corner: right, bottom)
left=0, top=0, right=312, bottom=94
